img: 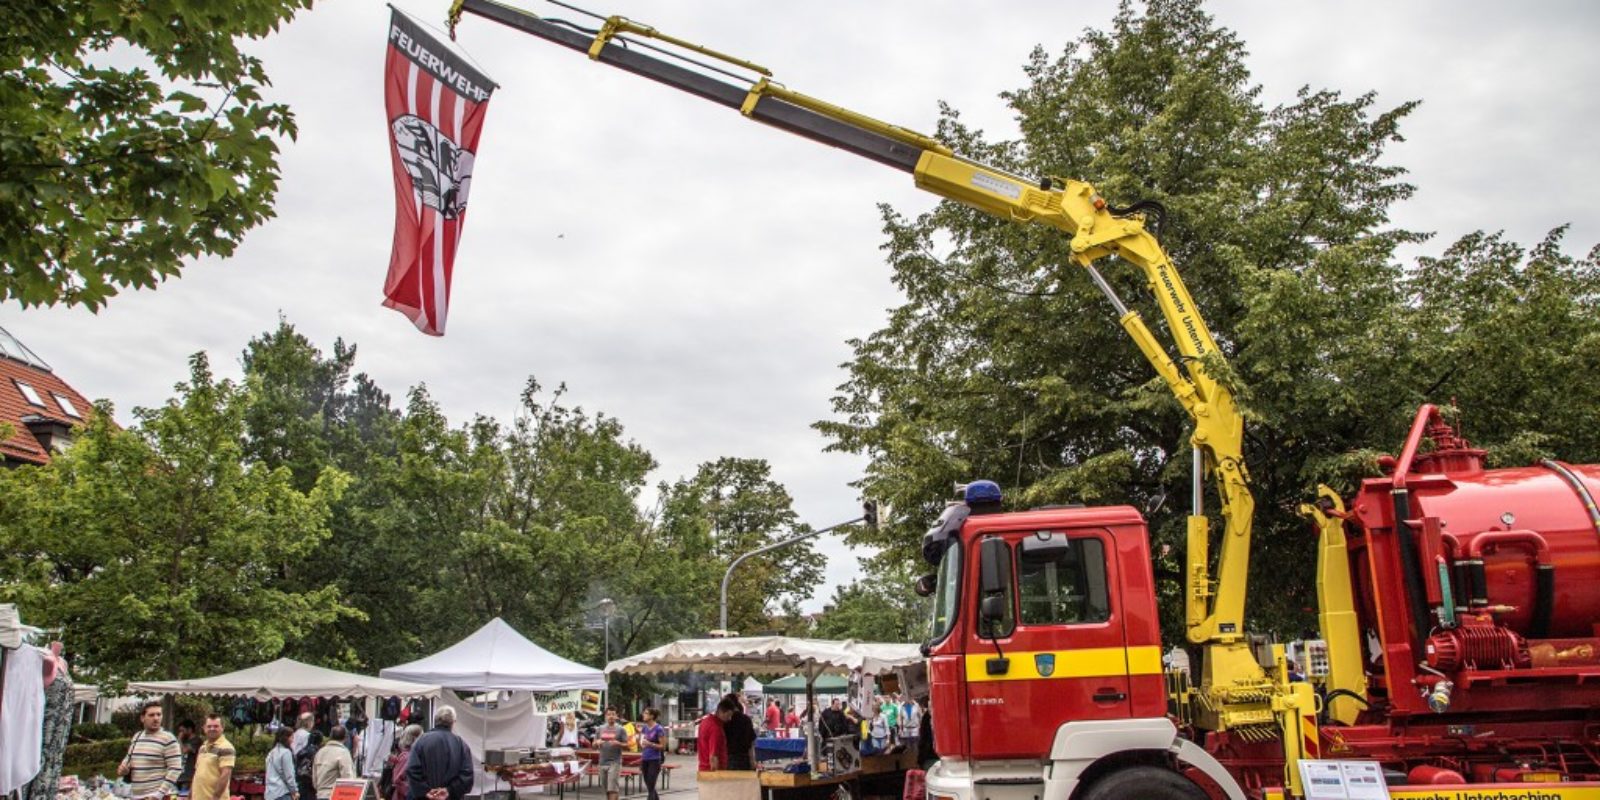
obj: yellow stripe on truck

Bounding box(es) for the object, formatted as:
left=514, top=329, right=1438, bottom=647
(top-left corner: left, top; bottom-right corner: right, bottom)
left=965, top=646, right=1164, bottom=682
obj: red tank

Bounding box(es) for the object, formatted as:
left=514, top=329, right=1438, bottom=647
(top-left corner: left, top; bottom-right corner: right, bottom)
left=1345, top=405, right=1600, bottom=717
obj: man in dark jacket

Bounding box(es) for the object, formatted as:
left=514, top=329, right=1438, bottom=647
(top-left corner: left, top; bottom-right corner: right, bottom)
left=721, top=694, right=757, bottom=770
left=819, top=699, right=849, bottom=741
left=406, top=708, right=474, bottom=800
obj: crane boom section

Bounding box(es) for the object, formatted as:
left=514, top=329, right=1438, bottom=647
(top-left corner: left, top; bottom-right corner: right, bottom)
left=453, top=0, right=1256, bottom=649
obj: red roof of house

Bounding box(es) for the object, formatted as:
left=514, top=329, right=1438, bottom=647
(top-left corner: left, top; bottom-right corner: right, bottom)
left=0, top=349, right=93, bottom=466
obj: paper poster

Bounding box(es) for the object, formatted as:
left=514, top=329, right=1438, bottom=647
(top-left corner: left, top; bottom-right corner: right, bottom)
left=1298, top=760, right=1390, bottom=800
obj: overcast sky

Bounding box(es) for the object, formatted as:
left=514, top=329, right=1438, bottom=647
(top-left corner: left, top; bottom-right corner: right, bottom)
left=9, top=1, right=1599, bottom=614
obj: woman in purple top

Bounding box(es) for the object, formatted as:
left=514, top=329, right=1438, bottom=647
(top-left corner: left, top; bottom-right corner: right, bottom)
left=636, top=709, right=666, bottom=800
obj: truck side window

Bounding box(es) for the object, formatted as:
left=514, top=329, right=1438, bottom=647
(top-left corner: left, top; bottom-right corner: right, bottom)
left=927, top=541, right=963, bottom=644
left=1016, top=536, right=1109, bottom=625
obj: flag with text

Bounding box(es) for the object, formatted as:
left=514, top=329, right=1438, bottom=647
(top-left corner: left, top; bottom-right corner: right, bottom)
left=382, top=10, right=496, bottom=336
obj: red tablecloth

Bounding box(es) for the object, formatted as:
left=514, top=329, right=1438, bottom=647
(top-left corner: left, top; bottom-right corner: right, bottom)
left=499, top=760, right=590, bottom=789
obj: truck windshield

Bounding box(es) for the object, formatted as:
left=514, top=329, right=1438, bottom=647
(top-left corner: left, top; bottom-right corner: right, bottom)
left=928, top=540, right=962, bottom=644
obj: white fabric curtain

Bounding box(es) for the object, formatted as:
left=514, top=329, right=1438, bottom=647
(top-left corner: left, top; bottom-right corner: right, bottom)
left=433, top=692, right=548, bottom=796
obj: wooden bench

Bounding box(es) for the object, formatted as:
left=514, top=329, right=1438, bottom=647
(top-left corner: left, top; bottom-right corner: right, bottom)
left=661, top=764, right=678, bottom=790
left=620, top=768, right=640, bottom=796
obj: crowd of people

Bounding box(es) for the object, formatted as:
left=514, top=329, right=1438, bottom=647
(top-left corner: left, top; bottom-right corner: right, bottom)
left=116, top=691, right=924, bottom=800
left=695, top=692, right=925, bottom=770
left=116, top=700, right=477, bottom=800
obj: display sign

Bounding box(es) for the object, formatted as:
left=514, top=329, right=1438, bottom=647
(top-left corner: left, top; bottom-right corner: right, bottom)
left=330, top=779, right=375, bottom=800
left=534, top=690, right=582, bottom=715
left=1298, top=760, right=1389, bottom=800
left=580, top=690, right=601, bottom=714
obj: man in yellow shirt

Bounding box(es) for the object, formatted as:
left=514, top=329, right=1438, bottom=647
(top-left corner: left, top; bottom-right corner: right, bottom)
left=191, top=714, right=237, bottom=800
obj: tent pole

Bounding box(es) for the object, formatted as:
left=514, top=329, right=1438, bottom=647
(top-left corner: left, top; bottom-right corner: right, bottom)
left=804, top=665, right=819, bottom=771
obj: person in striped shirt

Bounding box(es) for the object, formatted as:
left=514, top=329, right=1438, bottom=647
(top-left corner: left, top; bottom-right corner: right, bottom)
left=118, top=701, right=182, bottom=799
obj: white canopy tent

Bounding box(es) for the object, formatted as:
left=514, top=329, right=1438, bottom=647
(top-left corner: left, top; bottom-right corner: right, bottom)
left=605, top=637, right=922, bottom=769
left=127, top=657, right=441, bottom=700
left=603, top=636, right=921, bottom=678
left=379, top=617, right=606, bottom=691
left=381, top=619, right=605, bottom=795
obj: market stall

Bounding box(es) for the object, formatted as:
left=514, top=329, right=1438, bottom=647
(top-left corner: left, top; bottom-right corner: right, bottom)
left=129, top=658, right=441, bottom=797
left=380, top=618, right=607, bottom=796
left=605, top=637, right=922, bottom=800
left=128, top=658, right=443, bottom=700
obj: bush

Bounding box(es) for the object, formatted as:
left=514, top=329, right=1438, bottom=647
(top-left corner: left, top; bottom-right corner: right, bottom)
left=71, top=722, right=123, bottom=743
left=64, top=740, right=129, bottom=775
left=65, top=730, right=271, bottom=777
left=109, top=697, right=214, bottom=736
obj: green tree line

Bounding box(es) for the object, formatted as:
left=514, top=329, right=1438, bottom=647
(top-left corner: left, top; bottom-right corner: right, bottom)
left=0, top=321, right=826, bottom=691
left=816, top=0, right=1600, bottom=642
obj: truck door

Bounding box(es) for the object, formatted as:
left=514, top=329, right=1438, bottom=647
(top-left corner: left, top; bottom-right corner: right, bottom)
left=965, top=529, right=1132, bottom=760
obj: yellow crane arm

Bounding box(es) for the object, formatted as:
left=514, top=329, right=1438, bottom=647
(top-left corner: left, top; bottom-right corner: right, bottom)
left=451, top=0, right=1255, bottom=648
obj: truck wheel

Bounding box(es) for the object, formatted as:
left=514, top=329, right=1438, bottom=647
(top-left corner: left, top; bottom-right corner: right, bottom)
left=1079, top=766, right=1207, bottom=800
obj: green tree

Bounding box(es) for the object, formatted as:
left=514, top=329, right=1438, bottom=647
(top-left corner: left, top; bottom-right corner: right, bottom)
left=468, top=379, right=657, bottom=660
left=657, top=458, right=825, bottom=635
left=238, top=322, right=409, bottom=669
left=1, top=0, right=312, bottom=309
left=818, top=0, right=1598, bottom=638
left=810, top=557, right=928, bottom=643
left=0, top=354, right=352, bottom=686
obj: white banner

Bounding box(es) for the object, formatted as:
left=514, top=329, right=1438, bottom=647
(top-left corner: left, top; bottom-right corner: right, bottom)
left=533, top=690, right=582, bottom=715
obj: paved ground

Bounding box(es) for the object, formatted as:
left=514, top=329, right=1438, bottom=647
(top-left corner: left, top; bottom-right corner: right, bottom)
left=551, top=752, right=705, bottom=800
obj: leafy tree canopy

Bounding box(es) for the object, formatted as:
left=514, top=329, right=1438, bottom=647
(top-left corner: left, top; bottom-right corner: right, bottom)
left=818, top=0, right=1600, bottom=638
left=0, top=353, right=352, bottom=687
left=0, top=0, right=312, bottom=309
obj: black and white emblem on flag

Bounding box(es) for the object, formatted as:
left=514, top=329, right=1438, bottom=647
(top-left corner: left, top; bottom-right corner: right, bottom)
left=391, top=114, right=475, bottom=218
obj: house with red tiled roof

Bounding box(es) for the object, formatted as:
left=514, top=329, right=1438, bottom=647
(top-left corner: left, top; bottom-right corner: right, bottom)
left=0, top=326, right=92, bottom=466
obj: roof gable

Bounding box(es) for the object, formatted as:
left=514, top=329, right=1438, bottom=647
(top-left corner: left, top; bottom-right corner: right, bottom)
left=0, top=351, right=94, bottom=465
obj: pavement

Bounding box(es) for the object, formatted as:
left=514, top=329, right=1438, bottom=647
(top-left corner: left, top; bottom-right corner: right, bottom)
left=549, top=752, right=705, bottom=800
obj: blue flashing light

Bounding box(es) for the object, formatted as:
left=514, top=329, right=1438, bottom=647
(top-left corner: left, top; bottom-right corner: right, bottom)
left=964, top=479, right=1002, bottom=505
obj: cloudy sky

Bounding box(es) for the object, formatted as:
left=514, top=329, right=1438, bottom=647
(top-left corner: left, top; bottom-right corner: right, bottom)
left=10, top=1, right=1598, bottom=612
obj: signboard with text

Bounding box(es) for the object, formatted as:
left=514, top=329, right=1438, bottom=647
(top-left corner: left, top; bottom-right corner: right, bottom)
left=534, top=690, right=582, bottom=715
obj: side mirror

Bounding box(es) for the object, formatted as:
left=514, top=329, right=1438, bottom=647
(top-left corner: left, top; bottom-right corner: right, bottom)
left=913, top=573, right=937, bottom=597
left=979, top=538, right=1009, bottom=595
left=980, top=594, right=1008, bottom=623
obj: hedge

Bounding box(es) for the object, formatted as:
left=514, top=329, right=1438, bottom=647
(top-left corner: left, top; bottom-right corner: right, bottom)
left=64, top=732, right=274, bottom=778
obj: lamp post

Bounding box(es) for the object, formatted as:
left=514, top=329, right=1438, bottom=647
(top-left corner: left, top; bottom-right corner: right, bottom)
left=718, top=502, right=877, bottom=636
left=598, top=598, right=615, bottom=709
left=599, top=597, right=616, bottom=663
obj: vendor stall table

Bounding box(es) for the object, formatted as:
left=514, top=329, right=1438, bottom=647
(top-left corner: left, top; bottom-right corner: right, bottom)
left=488, top=759, right=589, bottom=800
left=756, top=749, right=917, bottom=800
left=230, top=772, right=266, bottom=800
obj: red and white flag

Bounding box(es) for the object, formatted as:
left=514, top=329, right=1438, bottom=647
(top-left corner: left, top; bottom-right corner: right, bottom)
left=382, top=9, right=496, bottom=336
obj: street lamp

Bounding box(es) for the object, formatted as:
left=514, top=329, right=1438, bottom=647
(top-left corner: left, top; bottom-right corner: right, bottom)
left=598, top=597, right=616, bottom=665
left=597, top=598, right=615, bottom=710
left=717, top=501, right=878, bottom=635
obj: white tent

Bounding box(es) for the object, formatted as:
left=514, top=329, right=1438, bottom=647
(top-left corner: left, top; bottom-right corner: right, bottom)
left=606, top=637, right=921, bottom=770
left=604, top=636, right=921, bottom=678
left=379, top=617, right=605, bottom=692
left=127, top=657, right=441, bottom=700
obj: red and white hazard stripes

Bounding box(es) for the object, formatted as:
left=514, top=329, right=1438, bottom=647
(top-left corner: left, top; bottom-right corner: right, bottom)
left=382, top=10, right=495, bottom=336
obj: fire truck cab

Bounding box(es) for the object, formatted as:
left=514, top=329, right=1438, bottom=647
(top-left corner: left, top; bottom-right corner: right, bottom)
left=920, top=484, right=1242, bottom=800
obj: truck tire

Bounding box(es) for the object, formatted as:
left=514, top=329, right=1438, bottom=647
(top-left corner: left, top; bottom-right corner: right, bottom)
left=1079, top=766, right=1207, bottom=800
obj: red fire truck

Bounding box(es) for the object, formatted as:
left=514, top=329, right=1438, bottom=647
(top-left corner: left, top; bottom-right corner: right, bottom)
left=446, top=2, right=1600, bottom=796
